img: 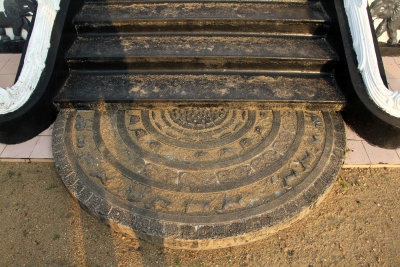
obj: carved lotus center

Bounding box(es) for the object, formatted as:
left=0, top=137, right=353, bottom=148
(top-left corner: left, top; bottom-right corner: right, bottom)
left=169, top=107, right=228, bottom=129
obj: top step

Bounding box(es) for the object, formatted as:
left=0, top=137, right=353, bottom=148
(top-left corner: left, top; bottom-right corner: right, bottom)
left=83, top=0, right=321, bottom=3
left=83, top=0, right=315, bottom=3
left=74, top=2, right=329, bottom=35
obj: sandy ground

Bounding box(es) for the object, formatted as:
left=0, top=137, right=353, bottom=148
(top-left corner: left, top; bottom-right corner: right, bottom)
left=0, top=162, right=399, bottom=266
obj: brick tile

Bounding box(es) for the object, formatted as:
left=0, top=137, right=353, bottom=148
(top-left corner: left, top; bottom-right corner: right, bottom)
left=30, top=136, right=53, bottom=159
left=383, top=61, right=400, bottom=79
left=393, top=56, right=400, bottom=65
left=0, top=74, right=16, bottom=88
left=0, top=143, right=6, bottom=155
left=396, top=148, right=400, bottom=159
left=382, top=56, right=396, bottom=66
left=0, top=54, right=21, bottom=74
left=39, top=124, right=54, bottom=136
left=0, top=54, right=11, bottom=71
left=345, top=123, right=363, bottom=141
left=1, top=137, right=39, bottom=158
left=387, top=78, right=400, bottom=92
left=344, top=140, right=371, bottom=165
left=362, top=141, right=400, bottom=164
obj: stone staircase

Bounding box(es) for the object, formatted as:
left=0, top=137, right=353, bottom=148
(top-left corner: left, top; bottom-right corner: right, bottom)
left=53, top=0, right=346, bottom=249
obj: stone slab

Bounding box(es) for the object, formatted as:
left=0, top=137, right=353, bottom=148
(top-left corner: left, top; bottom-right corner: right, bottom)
left=56, top=72, right=345, bottom=110
left=75, top=2, right=328, bottom=35
left=0, top=54, right=20, bottom=75
left=66, top=34, right=337, bottom=72
left=1, top=137, right=38, bottom=158
left=344, top=140, right=371, bottom=165
left=363, top=141, right=400, bottom=165
left=52, top=107, right=345, bottom=249
left=31, top=136, right=53, bottom=159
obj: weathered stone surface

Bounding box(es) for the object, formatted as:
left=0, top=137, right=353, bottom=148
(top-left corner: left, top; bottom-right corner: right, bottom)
left=74, top=2, right=329, bottom=35
left=55, top=72, right=345, bottom=111
left=67, top=34, right=337, bottom=73
left=52, top=0, right=347, bottom=250
left=53, top=107, right=345, bottom=249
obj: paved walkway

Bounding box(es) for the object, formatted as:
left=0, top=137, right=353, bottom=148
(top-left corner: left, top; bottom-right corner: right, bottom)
left=1, top=53, right=400, bottom=166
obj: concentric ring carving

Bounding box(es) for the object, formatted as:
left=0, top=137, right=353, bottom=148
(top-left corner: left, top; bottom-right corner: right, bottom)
left=53, top=106, right=345, bottom=245
left=64, top=107, right=334, bottom=216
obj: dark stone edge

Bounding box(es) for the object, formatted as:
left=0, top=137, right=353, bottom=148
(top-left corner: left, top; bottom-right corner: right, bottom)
left=53, top=110, right=345, bottom=249
left=55, top=101, right=345, bottom=113
left=0, top=40, right=25, bottom=54
left=378, top=43, right=400, bottom=57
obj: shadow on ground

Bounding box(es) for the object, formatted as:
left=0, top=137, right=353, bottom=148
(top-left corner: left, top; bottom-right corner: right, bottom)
left=342, top=98, right=400, bottom=149
left=0, top=162, right=399, bottom=266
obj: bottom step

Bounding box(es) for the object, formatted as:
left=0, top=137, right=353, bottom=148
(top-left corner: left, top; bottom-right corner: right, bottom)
left=55, top=72, right=345, bottom=111
left=52, top=106, right=345, bottom=250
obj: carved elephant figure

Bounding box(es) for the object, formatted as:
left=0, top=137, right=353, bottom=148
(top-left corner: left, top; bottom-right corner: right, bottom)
left=387, top=2, right=400, bottom=44
left=0, top=0, right=36, bottom=41
left=370, top=0, right=400, bottom=44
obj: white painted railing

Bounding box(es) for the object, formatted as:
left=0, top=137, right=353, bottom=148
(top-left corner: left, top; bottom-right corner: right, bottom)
left=344, top=0, right=400, bottom=118
left=0, top=0, right=60, bottom=114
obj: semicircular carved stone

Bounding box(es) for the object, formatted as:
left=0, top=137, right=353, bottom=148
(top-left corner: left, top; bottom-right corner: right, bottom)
left=52, top=107, right=345, bottom=250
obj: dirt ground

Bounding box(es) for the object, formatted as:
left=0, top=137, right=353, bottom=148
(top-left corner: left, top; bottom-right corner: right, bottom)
left=0, top=162, right=399, bottom=266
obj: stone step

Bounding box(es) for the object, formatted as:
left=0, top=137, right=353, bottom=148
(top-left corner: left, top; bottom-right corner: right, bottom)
left=52, top=0, right=349, bottom=250
left=54, top=71, right=345, bottom=110
left=66, top=34, right=338, bottom=72
left=74, top=2, right=329, bottom=35
left=83, top=0, right=317, bottom=3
